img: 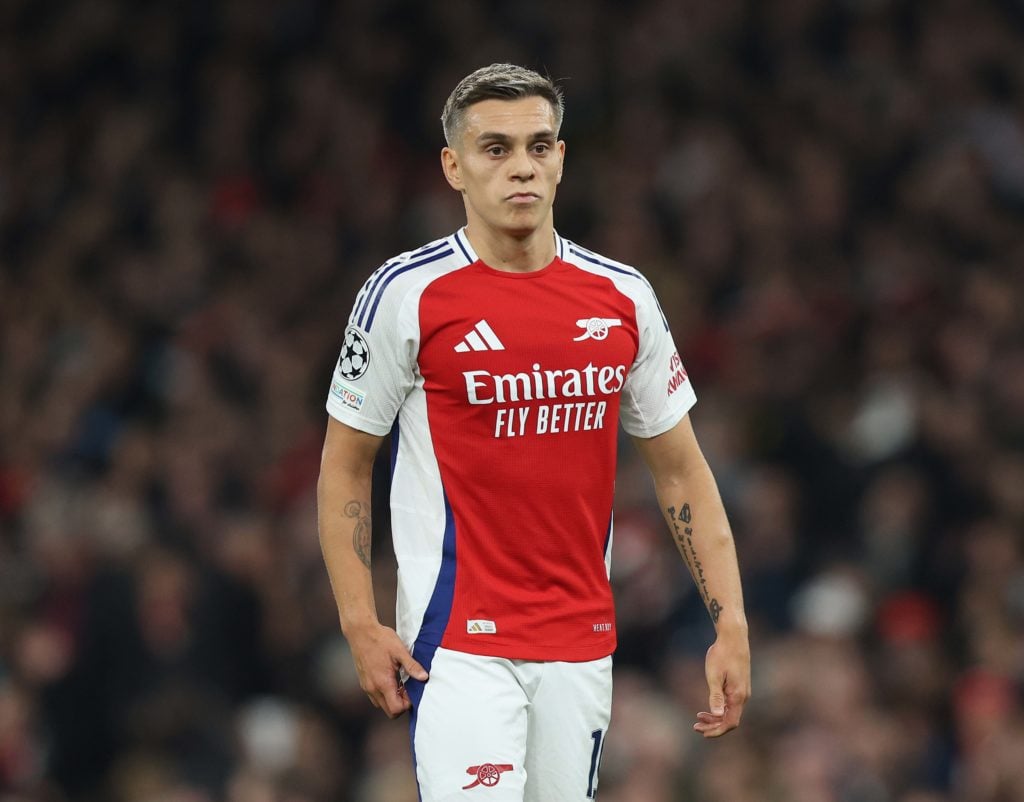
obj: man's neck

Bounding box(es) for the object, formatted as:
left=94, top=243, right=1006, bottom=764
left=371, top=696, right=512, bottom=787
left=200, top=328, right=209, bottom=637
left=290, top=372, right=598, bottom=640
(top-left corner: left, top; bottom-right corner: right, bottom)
left=464, top=221, right=556, bottom=273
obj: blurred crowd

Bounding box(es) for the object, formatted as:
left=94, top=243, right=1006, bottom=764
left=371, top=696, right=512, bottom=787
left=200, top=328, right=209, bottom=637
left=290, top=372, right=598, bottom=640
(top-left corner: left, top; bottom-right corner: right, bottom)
left=2, top=0, right=1024, bottom=800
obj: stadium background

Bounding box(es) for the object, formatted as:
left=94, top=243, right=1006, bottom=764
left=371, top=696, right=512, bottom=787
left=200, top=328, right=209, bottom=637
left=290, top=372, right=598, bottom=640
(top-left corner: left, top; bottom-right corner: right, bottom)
left=2, top=0, right=1024, bottom=800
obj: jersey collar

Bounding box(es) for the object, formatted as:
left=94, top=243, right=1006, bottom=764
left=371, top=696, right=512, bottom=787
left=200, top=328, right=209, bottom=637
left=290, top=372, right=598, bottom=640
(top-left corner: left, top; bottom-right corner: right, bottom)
left=453, top=227, right=568, bottom=266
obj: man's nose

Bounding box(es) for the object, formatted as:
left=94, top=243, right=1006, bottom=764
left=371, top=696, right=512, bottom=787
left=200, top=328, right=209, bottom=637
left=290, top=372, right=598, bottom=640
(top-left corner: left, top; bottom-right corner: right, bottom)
left=508, top=147, right=535, bottom=180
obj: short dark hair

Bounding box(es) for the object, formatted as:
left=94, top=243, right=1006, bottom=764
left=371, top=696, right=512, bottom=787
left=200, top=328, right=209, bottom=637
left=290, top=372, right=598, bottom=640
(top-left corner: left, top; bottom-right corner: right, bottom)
left=441, top=63, right=564, bottom=147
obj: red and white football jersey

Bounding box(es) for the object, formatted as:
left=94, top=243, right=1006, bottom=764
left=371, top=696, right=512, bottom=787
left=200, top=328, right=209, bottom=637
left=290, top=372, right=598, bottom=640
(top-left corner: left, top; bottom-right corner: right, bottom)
left=326, top=229, right=696, bottom=662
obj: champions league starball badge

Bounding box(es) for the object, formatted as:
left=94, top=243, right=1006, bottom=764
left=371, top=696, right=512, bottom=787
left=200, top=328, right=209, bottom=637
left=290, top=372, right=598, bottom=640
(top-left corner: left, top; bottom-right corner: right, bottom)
left=338, top=327, right=370, bottom=380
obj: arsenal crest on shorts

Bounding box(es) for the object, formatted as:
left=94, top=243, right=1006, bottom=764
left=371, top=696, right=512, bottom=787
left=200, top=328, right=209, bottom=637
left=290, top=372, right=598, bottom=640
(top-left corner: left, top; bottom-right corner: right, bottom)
left=462, top=762, right=514, bottom=790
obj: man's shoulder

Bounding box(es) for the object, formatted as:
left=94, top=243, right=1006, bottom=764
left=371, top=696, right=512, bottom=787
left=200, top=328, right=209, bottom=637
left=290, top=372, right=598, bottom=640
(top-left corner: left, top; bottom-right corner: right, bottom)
left=559, top=236, right=646, bottom=277
left=376, top=233, right=462, bottom=278
left=352, top=232, right=469, bottom=331
left=558, top=236, right=651, bottom=290
left=558, top=236, right=670, bottom=331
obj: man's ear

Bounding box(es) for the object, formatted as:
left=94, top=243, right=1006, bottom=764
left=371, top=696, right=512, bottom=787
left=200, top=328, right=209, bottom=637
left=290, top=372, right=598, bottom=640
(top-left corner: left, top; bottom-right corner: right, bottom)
left=442, top=147, right=464, bottom=192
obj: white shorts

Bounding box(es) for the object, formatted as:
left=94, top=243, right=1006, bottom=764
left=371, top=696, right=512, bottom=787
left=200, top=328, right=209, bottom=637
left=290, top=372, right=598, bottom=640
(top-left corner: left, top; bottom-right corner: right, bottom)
left=406, top=647, right=612, bottom=802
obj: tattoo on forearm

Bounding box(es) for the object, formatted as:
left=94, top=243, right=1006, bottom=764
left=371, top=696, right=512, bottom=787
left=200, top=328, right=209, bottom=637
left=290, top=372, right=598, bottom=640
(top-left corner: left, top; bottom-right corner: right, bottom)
left=344, top=501, right=372, bottom=569
left=666, top=503, right=723, bottom=624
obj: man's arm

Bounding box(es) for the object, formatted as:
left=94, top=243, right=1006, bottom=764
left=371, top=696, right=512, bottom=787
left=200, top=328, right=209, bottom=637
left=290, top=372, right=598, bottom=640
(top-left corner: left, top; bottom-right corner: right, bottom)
left=317, top=416, right=427, bottom=718
left=633, top=414, right=750, bottom=738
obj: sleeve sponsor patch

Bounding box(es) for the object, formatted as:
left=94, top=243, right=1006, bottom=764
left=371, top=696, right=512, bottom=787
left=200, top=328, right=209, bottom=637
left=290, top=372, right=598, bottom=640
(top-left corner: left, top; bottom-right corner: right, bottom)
left=667, top=351, right=688, bottom=396
left=330, top=379, right=366, bottom=410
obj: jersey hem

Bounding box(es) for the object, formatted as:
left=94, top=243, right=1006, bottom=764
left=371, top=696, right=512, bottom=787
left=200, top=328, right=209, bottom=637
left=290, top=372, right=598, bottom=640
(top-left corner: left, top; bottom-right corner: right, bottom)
left=435, top=636, right=617, bottom=663
left=621, top=395, right=694, bottom=439
left=325, top=402, right=393, bottom=436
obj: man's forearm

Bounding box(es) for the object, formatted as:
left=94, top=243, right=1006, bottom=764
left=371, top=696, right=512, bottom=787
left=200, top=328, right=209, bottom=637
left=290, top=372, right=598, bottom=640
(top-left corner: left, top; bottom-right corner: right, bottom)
left=634, top=417, right=751, bottom=735
left=317, top=460, right=380, bottom=634
left=316, top=419, right=424, bottom=718
left=655, top=463, right=746, bottom=635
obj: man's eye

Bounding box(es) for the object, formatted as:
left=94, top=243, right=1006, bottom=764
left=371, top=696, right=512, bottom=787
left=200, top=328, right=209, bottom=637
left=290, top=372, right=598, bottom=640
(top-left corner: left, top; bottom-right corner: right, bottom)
left=487, top=146, right=505, bottom=156
left=533, top=143, right=550, bottom=154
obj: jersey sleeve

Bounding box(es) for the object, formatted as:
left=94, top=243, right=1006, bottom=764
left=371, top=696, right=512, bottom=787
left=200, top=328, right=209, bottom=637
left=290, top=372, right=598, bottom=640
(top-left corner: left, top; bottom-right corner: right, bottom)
left=325, top=279, right=417, bottom=436
left=619, top=284, right=696, bottom=438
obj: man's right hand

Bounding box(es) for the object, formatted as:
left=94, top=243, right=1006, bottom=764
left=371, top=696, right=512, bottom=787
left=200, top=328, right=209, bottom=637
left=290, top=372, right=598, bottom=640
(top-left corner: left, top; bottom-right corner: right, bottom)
left=346, top=622, right=429, bottom=718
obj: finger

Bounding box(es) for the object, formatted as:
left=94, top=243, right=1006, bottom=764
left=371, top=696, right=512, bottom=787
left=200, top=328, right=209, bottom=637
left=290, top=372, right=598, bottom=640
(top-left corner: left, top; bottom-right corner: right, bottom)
left=705, top=646, right=728, bottom=715
left=693, top=710, right=723, bottom=734
left=692, top=716, right=724, bottom=737
left=696, top=705, right=743, bottom=738
left=379, top=674, right=413, bottom=718
left=383, top=695, right=411, bottom=718
left=694, top=718, right=732, bottom=737
left=363, top=670, right=403, bottom=716
left=377, top=692, right=404, bottom=718
left=720, top=694, right=746, bottom=730
left=399, top=652, right=429, bottom=682
left=706, top=675, right=726, bottom=718
left=698, top=722, right=736, bottom=737
left=717, top=681, right=748, bottom=727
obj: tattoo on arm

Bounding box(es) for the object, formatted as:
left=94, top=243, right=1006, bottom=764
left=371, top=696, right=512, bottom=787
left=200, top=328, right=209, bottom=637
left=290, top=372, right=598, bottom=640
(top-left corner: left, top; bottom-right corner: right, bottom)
left=666, top=503, right=723, bottom=624
left=344, top=501, right=372, bottom=569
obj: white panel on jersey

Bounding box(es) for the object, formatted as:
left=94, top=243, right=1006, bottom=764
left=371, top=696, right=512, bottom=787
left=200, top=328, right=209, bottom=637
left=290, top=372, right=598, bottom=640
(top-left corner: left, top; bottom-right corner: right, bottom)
left=392, top=374, right=451, bottom=651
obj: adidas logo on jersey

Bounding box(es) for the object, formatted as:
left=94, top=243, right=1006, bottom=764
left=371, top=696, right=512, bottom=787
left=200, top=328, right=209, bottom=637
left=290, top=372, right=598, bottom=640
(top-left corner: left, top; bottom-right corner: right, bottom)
left=454, top=320, right=505, bottom=352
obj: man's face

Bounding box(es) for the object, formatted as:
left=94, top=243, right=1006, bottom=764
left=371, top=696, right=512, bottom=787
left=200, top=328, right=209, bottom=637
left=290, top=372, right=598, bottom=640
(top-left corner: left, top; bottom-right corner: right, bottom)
left=442, top=96, right=565, bottom=238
